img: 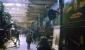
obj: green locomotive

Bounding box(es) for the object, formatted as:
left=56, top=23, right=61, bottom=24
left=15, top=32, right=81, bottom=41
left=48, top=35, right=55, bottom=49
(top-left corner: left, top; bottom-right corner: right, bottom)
left=59, top=0, right=85, bottom=50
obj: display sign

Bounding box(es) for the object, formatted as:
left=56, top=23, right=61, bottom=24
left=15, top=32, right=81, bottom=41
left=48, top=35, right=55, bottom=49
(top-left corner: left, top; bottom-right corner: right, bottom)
left=70, top=12, right=82, bottom=19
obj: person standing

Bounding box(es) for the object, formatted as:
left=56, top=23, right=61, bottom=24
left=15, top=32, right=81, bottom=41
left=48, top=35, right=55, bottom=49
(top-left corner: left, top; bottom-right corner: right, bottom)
left=26, top=33, right=33, bottom=49
left=37, top=36, right=51, bottom=50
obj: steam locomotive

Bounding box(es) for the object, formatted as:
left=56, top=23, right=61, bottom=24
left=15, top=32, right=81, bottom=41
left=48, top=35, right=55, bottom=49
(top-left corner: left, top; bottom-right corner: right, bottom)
left=59, top=1, right=85, bottom=50
left=0, top=1, right=12, bottom=48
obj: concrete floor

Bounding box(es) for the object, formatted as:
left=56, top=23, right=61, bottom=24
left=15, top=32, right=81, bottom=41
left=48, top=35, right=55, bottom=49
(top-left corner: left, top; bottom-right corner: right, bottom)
left=6, top=35, right=37, bottom=50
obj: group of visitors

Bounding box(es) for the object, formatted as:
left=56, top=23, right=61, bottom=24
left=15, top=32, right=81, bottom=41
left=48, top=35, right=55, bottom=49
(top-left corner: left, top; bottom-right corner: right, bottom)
left=26, top=33, right=52, bottom=50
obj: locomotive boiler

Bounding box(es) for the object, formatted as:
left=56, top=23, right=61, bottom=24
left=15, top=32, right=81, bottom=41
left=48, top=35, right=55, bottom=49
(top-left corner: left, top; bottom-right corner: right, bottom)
left=0, top=1, right=12, bottom=48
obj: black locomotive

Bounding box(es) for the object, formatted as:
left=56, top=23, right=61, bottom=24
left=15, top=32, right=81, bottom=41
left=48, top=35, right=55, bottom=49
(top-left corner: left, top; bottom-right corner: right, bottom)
left=0, top=1, right=12, bottom=48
